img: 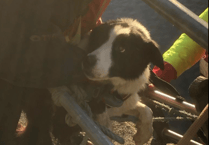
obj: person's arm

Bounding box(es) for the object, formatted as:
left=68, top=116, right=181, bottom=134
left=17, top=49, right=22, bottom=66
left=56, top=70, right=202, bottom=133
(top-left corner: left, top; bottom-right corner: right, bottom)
left=0, top=0, right=86, bottom=88
left=153, top=8, right=208, bottom=82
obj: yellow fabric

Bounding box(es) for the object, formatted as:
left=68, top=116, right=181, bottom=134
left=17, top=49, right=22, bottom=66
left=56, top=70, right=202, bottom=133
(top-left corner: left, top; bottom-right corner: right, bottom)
left=199, top=8, right=208, bottom=22
left=163, top=8, right=208, bottom=77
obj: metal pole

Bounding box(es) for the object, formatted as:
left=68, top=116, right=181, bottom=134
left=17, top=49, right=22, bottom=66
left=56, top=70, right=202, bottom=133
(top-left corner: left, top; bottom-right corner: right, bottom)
left=163, top=129, right=203, bottom=145
left=146, top=85, right=198, bottom=115
left=49, top=88, right=113, bottom=145
left=141, top=0, right=208, bottom=51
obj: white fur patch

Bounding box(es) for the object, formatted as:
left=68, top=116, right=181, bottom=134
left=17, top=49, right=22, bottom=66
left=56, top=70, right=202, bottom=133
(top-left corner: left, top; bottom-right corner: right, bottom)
left=88, top=45, right=112, bottom=78
left=110, top=67, right=150, bottom=94
left=114, top=25, right=131, bottom=35
left=117, top=18, right=151, bottom=40
left=106, top=67, right=153, bottom=145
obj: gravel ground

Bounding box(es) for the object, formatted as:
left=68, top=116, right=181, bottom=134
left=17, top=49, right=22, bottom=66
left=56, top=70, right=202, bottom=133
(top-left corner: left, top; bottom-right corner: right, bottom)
left=19, top=112, right=162, bottom=145
left=112, top=121, right=151, bottom=145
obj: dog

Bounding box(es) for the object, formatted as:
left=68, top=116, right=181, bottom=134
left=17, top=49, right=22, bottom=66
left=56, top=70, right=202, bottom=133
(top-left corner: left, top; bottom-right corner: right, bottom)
left=82, top=18, right=165, bottom=145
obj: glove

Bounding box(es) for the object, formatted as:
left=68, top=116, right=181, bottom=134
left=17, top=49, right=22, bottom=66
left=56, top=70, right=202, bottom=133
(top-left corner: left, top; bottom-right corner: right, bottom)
left=152, top=62, right=177, bottom=83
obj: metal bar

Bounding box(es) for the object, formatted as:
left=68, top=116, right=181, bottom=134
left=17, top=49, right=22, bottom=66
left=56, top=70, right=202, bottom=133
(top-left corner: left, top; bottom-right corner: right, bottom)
left=145, top=85, right=198, bottom=115
left=153, top=117, right=193, bottom=122
left=163, top=129, right=203, bottom=145
left=140, top=0, right=208, bottom=51
left=49, top=88, right=113, bottom=145
left=178, top=105, right=208, bottom=145
left=141, top=96, right=198, bottom=119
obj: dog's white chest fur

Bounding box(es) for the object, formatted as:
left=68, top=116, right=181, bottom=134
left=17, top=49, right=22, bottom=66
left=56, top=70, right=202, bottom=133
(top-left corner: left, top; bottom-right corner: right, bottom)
left=110, top=67, right=150, bottom=95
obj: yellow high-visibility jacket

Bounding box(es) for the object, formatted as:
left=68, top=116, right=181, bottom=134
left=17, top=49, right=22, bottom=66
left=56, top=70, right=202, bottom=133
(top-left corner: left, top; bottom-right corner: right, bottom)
left=163, top=8, right=208, bottom=77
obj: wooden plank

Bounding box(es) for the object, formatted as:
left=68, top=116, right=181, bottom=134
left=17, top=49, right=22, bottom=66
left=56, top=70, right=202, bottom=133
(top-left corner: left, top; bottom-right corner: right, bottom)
left=177, top=105, right=208, bottom=145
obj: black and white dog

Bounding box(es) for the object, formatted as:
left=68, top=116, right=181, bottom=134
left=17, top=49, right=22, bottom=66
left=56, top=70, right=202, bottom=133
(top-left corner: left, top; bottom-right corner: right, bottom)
left=82, top=18, right=165, bottom=145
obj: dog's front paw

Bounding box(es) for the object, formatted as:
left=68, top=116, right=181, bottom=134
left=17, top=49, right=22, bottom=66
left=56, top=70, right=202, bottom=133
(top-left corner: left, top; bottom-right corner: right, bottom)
left=133, top=121, right=153, bottom=145
left=133, top=106, right=153, bottom=145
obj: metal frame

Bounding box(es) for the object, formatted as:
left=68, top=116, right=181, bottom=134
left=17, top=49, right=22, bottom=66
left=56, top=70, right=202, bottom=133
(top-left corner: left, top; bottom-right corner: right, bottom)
left=139, top=1, right=208, bottom=144
left=145, top=85, right=198, bottom=115
left=163, top=129, right=203, bottom=145
left=141, top=0, right=208, bottom=51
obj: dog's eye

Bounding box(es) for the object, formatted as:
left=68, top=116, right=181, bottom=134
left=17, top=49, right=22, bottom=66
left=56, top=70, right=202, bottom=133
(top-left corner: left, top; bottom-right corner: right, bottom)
left=118, top=47, right=125, bottom=53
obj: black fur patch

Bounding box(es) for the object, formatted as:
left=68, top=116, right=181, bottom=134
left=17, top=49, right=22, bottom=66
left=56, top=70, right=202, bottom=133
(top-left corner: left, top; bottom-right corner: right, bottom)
left=86, top=19, right=130, bottom=53
left=109, top=32, right=154, bottom=80
left=86, top=23, right=113, bottom=53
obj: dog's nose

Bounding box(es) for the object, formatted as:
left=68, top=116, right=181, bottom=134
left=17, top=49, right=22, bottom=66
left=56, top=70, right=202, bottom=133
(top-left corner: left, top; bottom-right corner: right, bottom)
left=83, top=55, right=97, bottom=68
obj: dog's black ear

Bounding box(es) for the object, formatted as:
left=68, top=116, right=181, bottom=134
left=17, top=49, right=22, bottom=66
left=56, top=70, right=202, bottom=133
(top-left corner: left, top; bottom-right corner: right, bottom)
left=149, top=69, right=185, bottom=101
left=147, top=41, right=164, bottom=70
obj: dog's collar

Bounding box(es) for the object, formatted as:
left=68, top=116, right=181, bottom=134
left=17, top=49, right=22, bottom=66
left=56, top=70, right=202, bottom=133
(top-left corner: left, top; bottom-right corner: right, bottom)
left=110, top=89, right=131, bottom=101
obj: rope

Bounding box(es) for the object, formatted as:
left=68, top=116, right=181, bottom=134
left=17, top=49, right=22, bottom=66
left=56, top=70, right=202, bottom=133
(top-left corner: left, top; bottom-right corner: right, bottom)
left=68, top=85, right=87, bottom=105
left=49, top=86, right=69, bottom=106
left=65, top=113, right=77, bottom=127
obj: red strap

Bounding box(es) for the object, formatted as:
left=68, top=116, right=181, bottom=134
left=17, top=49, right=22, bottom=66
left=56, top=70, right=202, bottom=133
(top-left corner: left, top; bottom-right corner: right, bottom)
left=203, top=52, right=208, bottom=62
left=64, top=0, right=111, bottom=39
left=81, top=0, right=111, bottom=34
left=153, top=62, right=177, bottom=83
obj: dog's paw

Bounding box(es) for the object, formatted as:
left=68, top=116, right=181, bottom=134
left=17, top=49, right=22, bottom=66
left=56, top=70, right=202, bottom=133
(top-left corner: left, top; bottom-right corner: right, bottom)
left=133, top=121, right=153, bottom=145
left=133, top=106, right=153, bottom=145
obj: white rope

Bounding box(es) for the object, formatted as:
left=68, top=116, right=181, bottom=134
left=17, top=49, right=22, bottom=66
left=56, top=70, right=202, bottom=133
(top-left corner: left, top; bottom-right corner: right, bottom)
left=65, top=113, right=77, bottom=127
left=49, top=86, right=69, bottom=107
left=49, top=85, right=88, bottom=127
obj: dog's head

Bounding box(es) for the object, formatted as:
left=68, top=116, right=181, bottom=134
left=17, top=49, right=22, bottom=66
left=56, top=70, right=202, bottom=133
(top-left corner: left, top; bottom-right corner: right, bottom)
left=83, top=18, right=164, bottom=81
